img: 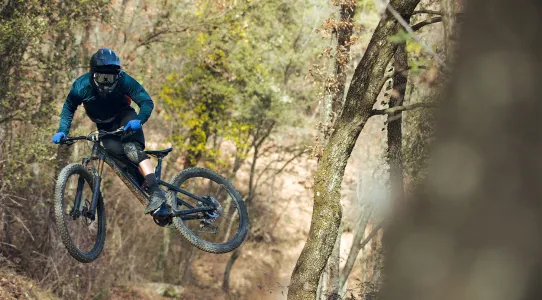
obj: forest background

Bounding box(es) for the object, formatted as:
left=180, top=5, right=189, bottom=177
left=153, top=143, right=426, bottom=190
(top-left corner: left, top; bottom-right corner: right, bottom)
left=0, top=0, right=454, bottom=299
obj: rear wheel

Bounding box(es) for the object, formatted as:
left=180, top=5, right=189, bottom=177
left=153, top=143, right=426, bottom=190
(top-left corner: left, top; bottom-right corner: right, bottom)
left=54, top=163, right=106, bottom=263
left=166, top=167, right=248, bottom=253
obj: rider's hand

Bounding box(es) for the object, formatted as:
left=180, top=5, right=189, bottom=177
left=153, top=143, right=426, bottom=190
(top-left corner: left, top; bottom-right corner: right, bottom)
left=124, top=120, right=142, bottom=132
left=52, top=132, right=66, bottom=144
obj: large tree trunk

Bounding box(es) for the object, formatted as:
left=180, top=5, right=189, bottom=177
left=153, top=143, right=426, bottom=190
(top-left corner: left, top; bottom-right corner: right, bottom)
left=380, top=1, right=542, bottom=300
left=287, top=0, right=420, bottom=299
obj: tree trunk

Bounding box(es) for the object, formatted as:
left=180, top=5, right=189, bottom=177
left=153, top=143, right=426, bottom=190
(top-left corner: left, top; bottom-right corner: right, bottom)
left=388, top=43, right=408, bottom=203
left=441, top=0, right=458, bottom=62
left=222, top=248, right=240, bottom=292
left=331, top=0, right=357, bottom=116
left=320, top=3, right=357, bottom=296
left=287, top=1, right=420, bottom=299
left=316, top=271, right=325, bottom=299
left=338, top=207, right=372, bottom=291
left=156, top=227, right=171, bottom=281
left=222, top=124, right=272, bottom=291
left=180, top=247, right=196, bottom=284
left=380, top=1, right=542, bottom=300
left=321, top=0, right=356, bottom=142
left=325, top=222, right=342, bottom=300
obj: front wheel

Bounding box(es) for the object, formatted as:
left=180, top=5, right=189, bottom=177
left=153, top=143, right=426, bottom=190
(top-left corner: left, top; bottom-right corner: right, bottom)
left=54, top=163, right=106, bottom=263
left=166, top=167, right=249, bottom=253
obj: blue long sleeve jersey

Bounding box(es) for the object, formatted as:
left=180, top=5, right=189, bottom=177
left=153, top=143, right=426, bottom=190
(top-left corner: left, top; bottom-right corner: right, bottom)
left=57, top=71, right=154, bottom=134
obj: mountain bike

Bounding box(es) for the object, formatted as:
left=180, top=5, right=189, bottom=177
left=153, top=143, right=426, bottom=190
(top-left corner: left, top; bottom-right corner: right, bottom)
left=54, top=128, right=249, bottom=263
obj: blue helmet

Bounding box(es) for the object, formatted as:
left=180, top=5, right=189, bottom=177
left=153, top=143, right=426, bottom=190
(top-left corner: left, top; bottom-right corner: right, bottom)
left=90, top=48, right=121, bottom=97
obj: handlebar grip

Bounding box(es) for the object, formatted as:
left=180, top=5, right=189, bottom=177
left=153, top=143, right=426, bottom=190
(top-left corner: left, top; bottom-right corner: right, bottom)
left=59, top=138, right=74, bottom=145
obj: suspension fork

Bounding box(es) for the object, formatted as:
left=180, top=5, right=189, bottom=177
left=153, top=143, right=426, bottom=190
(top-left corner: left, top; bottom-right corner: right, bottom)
left=70, top=176, right=86, bottom=218
left=70, top=156, right=91, bottom=218
left=87, top=153, right=106, bottom=221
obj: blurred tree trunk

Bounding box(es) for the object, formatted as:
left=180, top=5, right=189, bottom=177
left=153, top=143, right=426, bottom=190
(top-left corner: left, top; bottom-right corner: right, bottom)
left=156, top=227, right=171, bottom=280
left=222, top=248, right=240, bottom=292
left=287, top=0, right=420, bottom=299
left=380, top=1, right=542, bottom=300
left=388, top=43, right=408, bottom=203
left=441, top=0, right=458, bottom=61
left=338, top=207, right=372, bottom=291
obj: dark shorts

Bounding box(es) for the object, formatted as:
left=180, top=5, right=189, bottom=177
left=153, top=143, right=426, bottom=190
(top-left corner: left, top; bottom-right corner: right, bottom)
left=96, top=108, right=145, bottom=156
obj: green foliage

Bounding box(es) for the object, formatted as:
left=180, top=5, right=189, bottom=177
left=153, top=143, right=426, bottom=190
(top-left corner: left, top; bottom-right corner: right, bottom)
left=0, top=0, right=109, bottom=125
left=158, top=0, right=319, bottom=170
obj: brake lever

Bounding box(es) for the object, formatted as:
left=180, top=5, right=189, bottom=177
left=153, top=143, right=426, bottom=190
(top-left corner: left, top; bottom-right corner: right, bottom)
left=60, top=138, right=74, bottom=146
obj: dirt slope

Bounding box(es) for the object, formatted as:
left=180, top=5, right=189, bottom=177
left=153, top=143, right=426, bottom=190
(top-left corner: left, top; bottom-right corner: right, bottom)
left=0, top=268, right=57, bottom=300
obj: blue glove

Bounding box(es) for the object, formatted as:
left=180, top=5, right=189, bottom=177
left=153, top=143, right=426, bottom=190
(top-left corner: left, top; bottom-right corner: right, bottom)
left=124, top=119, right=142, bottom=131
left=52, top=132, right=66, bottom=144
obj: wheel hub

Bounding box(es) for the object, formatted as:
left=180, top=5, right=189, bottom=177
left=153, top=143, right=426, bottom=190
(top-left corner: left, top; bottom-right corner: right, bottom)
left=202, top=196, right=222, bottom=222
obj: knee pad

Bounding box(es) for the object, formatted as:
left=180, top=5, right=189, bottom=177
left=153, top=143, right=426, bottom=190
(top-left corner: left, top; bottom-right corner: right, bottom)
left=123, top=142, right=149, bottom=164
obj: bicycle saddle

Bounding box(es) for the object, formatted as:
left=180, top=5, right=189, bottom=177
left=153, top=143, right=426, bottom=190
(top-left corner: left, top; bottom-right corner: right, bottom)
left=144, top=147, right=173, bottom=157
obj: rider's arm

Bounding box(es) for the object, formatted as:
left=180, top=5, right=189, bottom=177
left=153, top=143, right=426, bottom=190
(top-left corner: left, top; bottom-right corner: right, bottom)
left=121, top=72, right=154, bottom=124
left=57, top=85, right=83, bottom=135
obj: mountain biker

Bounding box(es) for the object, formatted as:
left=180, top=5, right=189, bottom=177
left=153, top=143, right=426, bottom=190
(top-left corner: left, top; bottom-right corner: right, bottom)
left=51, top=48, right=167, bottom=215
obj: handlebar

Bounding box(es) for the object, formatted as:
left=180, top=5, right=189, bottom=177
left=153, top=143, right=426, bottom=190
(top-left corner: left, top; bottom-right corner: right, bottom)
left=60, top=128, right=126, bottom=145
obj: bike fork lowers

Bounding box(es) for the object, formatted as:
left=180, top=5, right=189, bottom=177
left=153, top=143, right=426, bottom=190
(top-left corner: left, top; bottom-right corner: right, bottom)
left=71, top=176, right=85, bottom=218
left=87, top=152, right=106, bottom=221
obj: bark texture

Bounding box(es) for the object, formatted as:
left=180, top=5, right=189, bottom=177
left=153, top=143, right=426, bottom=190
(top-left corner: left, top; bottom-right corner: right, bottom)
left=380, top=1, right=542, bottom=300
left=287, top=0, right=420, bottom=299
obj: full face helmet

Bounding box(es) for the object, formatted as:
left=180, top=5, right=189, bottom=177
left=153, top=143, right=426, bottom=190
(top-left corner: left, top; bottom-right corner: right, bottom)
left=89, top=48, right=121, bottom=97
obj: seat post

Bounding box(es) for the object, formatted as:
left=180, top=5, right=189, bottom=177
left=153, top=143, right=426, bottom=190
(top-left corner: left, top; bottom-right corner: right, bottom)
left=155, top=157, right=163, bottom=181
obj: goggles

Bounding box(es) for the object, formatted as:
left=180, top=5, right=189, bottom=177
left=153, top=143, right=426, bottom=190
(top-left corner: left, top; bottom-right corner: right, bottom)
left=93, top=73, right=119, bottom=86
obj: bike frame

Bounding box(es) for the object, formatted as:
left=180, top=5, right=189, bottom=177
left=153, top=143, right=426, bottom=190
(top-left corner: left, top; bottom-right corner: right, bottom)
left=65, top=131, right=216, bottom=221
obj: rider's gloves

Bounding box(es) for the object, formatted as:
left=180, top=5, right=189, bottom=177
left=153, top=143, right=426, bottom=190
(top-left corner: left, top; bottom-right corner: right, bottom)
left=52, top=132, right=66, bottom=144
left=124, top=119, right=142, bottom=131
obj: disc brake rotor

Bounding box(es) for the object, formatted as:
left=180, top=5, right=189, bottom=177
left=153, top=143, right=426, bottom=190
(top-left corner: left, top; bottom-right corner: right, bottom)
left=82, top=200, right=94, bottom=226
left=195, top=196, right=222, bottom=234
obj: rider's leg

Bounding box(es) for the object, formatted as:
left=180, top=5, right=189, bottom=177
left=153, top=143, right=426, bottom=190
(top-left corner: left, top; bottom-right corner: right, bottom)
left=122, top=141, right=166, bottom=214
left=138, top=158, right=154, bottom=175
left=123, top=143, right=159, bottom=189
left=115, top=109, right=167, bottom=214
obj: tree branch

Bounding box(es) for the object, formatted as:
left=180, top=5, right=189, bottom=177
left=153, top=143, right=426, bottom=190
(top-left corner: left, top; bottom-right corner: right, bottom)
left=412, top=17, right=443, bottom=31
left=358, top=221, right=383, bottom=250
left=255, top=148, right=309, bottom=188
left=371, top=102, right=435, bottom=116
left=386, top=3, right=447, bottom=68
left=413, top=9, right=443, bottom=15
